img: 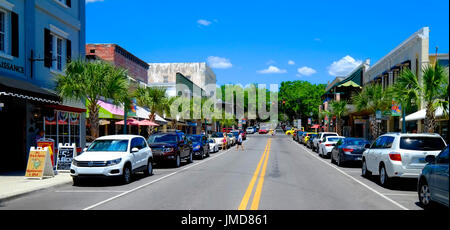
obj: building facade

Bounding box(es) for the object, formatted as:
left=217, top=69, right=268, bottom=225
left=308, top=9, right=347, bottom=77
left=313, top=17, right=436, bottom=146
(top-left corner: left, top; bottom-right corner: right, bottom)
left=0, top=0, right=86, bottom=172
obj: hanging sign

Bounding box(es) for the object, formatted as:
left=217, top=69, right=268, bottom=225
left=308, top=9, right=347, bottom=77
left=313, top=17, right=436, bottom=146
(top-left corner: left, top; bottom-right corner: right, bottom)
left=25, top=147, right=55, bottom=179
left=56, top=143, right=77, bottom=172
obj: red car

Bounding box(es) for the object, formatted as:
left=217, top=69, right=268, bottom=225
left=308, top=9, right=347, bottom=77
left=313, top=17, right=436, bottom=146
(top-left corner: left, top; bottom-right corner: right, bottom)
left=259, top=129, right=268, bottom=134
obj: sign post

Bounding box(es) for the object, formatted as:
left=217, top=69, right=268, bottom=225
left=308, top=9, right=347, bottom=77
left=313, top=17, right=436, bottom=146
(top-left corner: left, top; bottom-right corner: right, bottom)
left=25, top=147, right=55, bottom=179
left=56, top=143, right=77, bottom=173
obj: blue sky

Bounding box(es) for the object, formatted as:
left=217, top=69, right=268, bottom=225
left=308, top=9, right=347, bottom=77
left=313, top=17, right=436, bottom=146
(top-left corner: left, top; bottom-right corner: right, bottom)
left=86, top=0, right=449, bottom=86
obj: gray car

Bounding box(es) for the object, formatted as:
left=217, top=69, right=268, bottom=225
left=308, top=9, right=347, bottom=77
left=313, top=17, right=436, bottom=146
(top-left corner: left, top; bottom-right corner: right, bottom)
left=418, top=146, right=449, bottom=208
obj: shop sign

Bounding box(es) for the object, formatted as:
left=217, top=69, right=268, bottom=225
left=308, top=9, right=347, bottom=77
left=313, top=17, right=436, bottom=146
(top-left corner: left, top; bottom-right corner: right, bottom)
left=37, top=139, right=55, bottom=167
left=0, top=61, right=25, bottom=74
left=56, top=143, right=77, bottom=172
left=25, top=147, right=55, bottom=179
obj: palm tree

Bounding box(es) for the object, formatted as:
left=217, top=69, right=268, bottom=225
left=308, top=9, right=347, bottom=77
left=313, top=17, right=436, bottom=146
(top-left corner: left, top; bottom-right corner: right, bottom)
left=394, top=64, right=448, bottom=133
left=392, top=67, right=420, bottom=133
left=55, top=59, right=129, bottom=139
left=329, top=100, right=348, bottom=135
left=134, top=86, right=168, bottom=122
left=352, top=84, right=393, bottom=140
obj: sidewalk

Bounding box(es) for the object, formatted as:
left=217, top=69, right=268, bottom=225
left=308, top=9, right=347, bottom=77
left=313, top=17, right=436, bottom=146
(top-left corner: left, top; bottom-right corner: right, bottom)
left=0, top=171, right=73, bottom=201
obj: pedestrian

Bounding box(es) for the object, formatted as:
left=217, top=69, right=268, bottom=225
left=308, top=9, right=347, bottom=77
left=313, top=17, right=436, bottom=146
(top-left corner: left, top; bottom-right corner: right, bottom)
left=222, top=133, right=228, bottom=150
left=236, top=133, right=244, bottom=151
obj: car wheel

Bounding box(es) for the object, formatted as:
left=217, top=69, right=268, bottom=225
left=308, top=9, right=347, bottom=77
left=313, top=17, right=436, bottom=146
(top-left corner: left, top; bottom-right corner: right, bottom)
left=361, top=160, right=371, bottom=178
left=72, top=177, right=81, bottom=186
left=379, top=164, right=390, bottom=187
left=174, top=154, right=181, bottom=168
left=418, top=180, right=432, bottom=209
left=187, top=151, right=193, bottom=163
left=144, top=160, right=153, bottom=177
left=330, top=153, right=335, bottom=164
left=206, top=148, right=210, bottom=157
left=336, top=153, right=342, bottom=166
left=122, top=165, right=132, bottom=184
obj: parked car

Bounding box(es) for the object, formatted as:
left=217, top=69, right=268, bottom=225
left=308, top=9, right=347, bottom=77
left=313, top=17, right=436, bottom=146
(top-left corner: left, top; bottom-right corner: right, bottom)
left=211, top=132, right=230, bottom=149
left=70, top=135, right=153, bottom=185
left=418, top=146, right=449, bottom=208
left=259, top=129, right=269, bottom=134
left=294, top=131, right=305, bottom=142
left=318, top=136, right=345, bottom=158
left=362, top=133, right=447, bottom=188
left=239, top=130, right=247, bottom=140
left=246, top=127, right=255, bottom=134
left=227, top=133, right=236, bottom=146
left=301, top=132, right=318, bottom=145
left=222, top=127, right=233, bottom=133
left=208, top=138, right=220, bottom=153
left=313, top=132, right=339, bottom=152
left=306, top=134, right=318, bottom=149
left=330, top=138, right=370, bottom=166
left=147, top=131, right=193, bottom=168
left=233, top=130, right=246, bottom=141
left=187, top=134, right=210, bottom=159
left=285, top=128, right=297, bottom=136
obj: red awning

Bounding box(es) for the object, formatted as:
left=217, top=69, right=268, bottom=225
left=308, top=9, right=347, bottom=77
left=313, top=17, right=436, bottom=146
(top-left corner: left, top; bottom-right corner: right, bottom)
left=138, top=120, right=159, bottom=127
left=115, top=118, right=140, bottom=126
left=311, top=124, right=320, bottom=129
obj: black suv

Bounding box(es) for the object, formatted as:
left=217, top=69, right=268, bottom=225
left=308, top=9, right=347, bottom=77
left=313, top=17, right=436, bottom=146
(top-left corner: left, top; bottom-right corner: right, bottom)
left=147, top=131, right=193, bottom=168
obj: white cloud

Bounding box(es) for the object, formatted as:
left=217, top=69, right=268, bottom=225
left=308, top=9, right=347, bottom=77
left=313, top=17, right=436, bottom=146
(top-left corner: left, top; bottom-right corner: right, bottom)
left=328, top=55, right=362, bottom=76
left=288, top=60, right=295, bottom=65
left=258, top=65, right=287, bottom=74
left=86, top=0, right=104, bottom=3
left=297, top=66, right=317, bottom=77
left=197, top=19, right=212, bottom=26
left=207, top=56, right=232, bottom=69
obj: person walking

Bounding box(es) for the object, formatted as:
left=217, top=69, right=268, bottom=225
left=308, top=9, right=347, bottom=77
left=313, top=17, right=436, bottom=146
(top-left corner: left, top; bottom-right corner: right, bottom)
left=236, top=133, right=244, bottom=151
left=222, top=133, right=228, bottom=150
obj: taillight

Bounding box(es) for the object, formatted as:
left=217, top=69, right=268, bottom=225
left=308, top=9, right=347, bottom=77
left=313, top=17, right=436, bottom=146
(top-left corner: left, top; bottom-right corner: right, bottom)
left=342, top=148, right=354, bottom=152
left=389, top=153, right=402, bottom=161
left=325, top=144, right=333, bottom=147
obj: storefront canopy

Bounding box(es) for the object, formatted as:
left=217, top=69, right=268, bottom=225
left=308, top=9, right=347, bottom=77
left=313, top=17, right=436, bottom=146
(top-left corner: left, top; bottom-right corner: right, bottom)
left=402, top=107, right=448, bottom=122
left=86, top=100, right=124, bottom=119
left=0, top=75, right=60, bottom=104
left=136, top=106, right=167, bottom=123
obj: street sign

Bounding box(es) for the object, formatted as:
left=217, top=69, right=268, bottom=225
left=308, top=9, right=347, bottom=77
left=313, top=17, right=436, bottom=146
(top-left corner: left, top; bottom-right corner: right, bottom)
left=25, top=147, right=54, bottom=179
left=56, top=143, right=77, bottom=172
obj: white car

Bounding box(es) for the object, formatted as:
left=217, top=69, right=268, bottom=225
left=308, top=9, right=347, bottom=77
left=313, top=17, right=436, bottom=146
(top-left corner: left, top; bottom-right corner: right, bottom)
left=227, top=133, right=236, bottom=146
left=318, top=136, right=345, bottom=158
left=211, top=132, right=230, bottom=149
left=208, top=138, right=220, bottom=153
left=246, top=127, right=255, bottom=134
left=313, top=132, right=339, bottom=152
left=70, top=135, right=153, bottom=185
left=362, top=133, right=447, bottom=188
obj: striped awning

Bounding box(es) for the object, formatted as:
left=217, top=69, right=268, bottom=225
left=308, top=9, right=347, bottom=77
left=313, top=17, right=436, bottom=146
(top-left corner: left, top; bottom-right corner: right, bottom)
left=0, top=76, right=60, bottom=104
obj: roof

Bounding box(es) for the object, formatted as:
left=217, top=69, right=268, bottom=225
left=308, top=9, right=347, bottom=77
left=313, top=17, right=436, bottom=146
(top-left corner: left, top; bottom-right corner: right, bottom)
left=96, top=135, right=143, bottom=140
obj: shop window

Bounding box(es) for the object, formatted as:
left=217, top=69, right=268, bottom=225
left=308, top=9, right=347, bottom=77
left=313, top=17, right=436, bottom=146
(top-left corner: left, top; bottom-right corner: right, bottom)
left=44, top=111, right=81, bottom=148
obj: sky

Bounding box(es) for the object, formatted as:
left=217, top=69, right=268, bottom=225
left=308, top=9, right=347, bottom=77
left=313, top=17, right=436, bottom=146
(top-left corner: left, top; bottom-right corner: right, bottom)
left=85, top=0, right=449, bottom=87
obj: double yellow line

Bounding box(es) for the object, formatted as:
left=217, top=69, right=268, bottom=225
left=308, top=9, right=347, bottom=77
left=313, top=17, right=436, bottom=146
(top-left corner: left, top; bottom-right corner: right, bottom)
left=238, top=138, right=272, bottom=210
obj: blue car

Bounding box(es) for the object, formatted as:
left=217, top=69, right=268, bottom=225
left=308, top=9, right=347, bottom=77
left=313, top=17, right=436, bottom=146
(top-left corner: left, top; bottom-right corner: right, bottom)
left=187, top=134, right=210, bottom=159
left=330, top=137, right=370, bottom=166
left=418, top=146, right=449, bottom=208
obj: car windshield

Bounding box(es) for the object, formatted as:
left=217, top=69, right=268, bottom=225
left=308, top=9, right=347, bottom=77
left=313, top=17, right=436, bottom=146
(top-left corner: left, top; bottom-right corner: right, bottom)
left=346, top=139, right=369, bottom=146
left=188, top=135, right=202, bottom=142
left=400, top=136, right=446, bottom=151
left=323, top=133, right=338, bottom=138
left=87, top=139, right=129, bottom=152
left=212, top=132, right=224, bottom=138
left=148, top=134, right=178, bottom=143
left=208, top=139, right=215, bottom=143
left=327, top=137, right=344, bottom=142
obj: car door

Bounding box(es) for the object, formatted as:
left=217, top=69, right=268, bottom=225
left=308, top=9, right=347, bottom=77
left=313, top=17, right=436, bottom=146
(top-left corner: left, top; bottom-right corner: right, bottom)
left=131, top=137, right=146, bottom=168
left=129, top=138, right=140, bottom=169
left=367, top=137, right=383, bottom=173
left=432, top=147, right=449, bottom=204
left=202, top=136, right=209, bottom=153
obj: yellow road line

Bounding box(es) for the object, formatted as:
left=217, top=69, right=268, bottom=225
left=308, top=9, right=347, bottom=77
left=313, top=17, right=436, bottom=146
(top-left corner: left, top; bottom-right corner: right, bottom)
left=250, top=138, right=271, bottom=210
left=238, top=138, right=271, bottom=210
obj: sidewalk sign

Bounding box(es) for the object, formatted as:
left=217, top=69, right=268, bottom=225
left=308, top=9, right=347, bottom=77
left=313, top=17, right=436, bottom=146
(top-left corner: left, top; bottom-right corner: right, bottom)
left=25, top=147, right=55, bottom=179
left=37, top=138, right=55, bottom=167
left=56, top=143, right=77, bottom=173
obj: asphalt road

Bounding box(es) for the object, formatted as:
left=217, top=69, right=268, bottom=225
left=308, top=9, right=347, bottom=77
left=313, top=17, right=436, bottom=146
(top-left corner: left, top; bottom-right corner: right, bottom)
left=0, top=133, right=423, bottom=210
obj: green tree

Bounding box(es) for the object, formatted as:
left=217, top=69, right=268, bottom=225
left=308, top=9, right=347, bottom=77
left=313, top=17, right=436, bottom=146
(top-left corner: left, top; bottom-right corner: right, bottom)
left=55, top=59, right=129, bottom=139
left=134, top=86, right=169, bottom=122
left=352, top=84, right=393, bottom=139
left=329, top=100, right=348, bottom=135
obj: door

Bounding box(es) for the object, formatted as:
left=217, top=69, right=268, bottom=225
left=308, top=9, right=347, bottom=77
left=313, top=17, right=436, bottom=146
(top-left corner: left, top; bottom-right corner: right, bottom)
left=179, top=134, right=189, bottom=158
left=367, top=137, right=384, bottom=173
left=432, top=147, right=449, bottom=204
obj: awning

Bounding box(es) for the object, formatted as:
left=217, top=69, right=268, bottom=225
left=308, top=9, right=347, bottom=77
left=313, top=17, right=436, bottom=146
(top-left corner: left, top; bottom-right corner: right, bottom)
left=311, top=124, right=320, bottom=129
left=115, top=118, right=140, bottom=126
left=136, top=106, right=167, bottom=123
left=402, top=107, right=448, bottom=122
left=337, top=80, right=361, bottom=88
left=86, top=100, right=124, bottom=119
left=0, top=75, right=60, bottom=104
left=138, top=120, right=159, bottom=126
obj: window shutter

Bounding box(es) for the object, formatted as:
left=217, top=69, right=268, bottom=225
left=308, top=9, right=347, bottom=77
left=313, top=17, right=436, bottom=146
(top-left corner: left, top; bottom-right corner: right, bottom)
left=11, top=12, right=19, bottom=57
left=66, top=0, right=71, bottom=7
left=44, top=28, right=52, bottom=68
left=66, top=39, right=71, bottom=63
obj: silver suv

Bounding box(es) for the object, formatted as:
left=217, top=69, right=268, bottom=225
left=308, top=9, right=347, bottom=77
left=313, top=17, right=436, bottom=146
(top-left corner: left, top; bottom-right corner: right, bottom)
left=362, top=133, right=447, bottom=187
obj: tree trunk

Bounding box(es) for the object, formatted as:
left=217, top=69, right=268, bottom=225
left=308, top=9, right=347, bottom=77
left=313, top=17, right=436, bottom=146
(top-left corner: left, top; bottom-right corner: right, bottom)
left=88, top=102, right=100, bottom=139
left=369, top=115, right=379, bottom=141
left=424, top=104, right=436, bottom=133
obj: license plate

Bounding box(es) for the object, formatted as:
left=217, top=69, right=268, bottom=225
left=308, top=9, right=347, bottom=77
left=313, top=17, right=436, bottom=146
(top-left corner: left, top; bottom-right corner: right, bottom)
left=356, top=157, right=361, bottom=161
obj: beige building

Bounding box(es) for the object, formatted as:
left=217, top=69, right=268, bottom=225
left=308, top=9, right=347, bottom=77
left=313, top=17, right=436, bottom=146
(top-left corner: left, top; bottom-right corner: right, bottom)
left=147, top=62, right=217, bottom=98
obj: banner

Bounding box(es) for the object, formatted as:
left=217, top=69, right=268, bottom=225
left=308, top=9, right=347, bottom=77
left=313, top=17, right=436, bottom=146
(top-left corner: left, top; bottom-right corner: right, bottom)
left=25, top=147, right=55, bottom=179
left=391, top=100, right=402, bottom=117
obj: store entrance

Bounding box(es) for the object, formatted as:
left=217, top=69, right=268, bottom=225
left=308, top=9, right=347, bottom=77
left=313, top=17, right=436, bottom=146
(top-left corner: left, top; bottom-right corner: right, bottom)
left=0, top=97, right=27, bottom=172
